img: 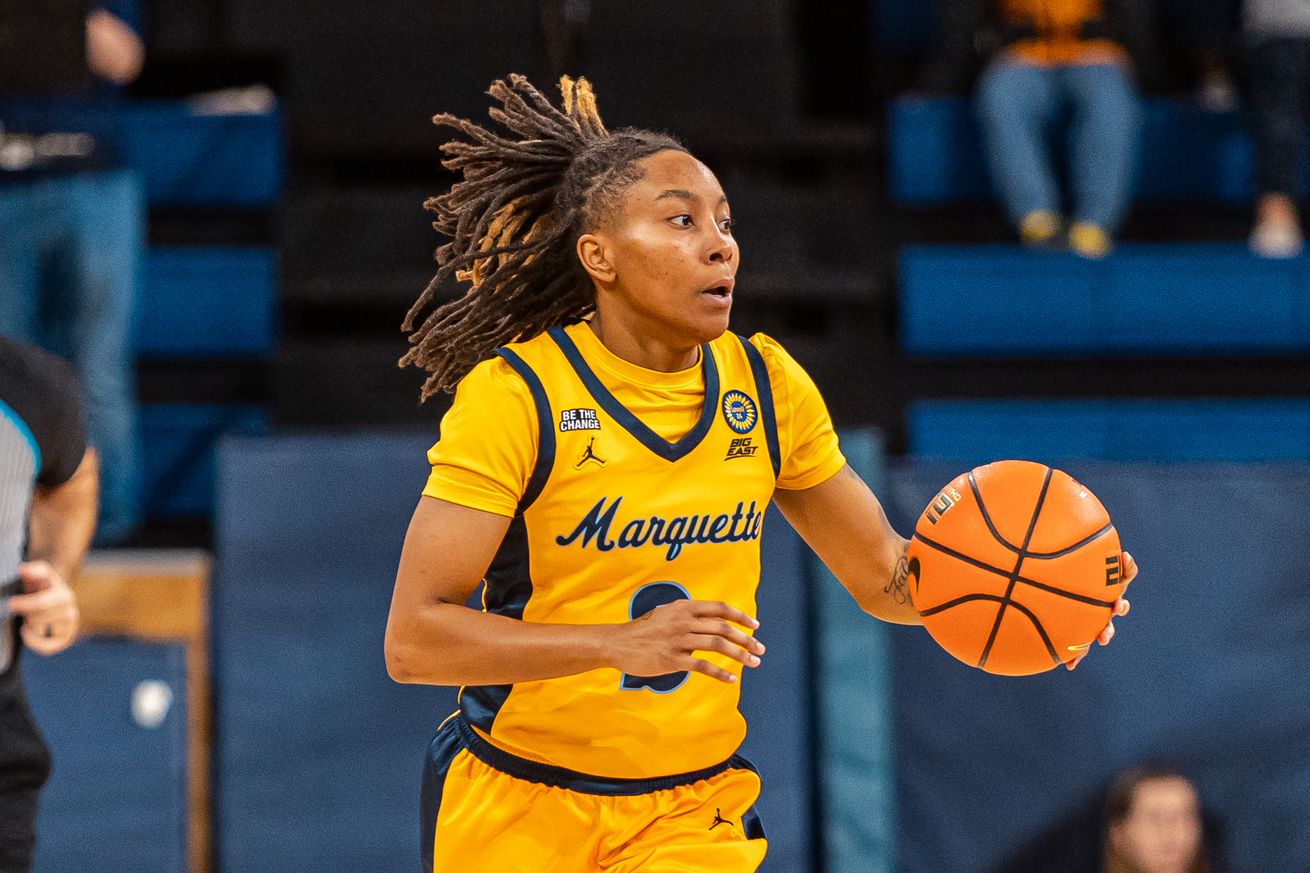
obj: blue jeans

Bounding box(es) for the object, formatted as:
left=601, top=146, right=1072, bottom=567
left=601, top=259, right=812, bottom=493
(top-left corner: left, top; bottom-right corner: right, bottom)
left=976, top=60, right=1142, bottom=233
left=0, top=171, right=143, bottom=543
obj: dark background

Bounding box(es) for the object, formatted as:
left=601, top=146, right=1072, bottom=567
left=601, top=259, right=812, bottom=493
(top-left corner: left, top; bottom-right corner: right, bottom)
left=128, top=0, right=1301, bottom=471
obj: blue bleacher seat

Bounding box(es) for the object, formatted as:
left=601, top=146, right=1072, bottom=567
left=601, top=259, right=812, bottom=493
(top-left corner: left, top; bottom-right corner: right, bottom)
left=141, top=404, right=268, bottom=517
left=139, top=246, right=277, bottom=358
left=119, top=102, right=282, bottom=207
left=909, top=399, right=1310, bottom=462
left=900, top=243, right=1310, bottom=356
left=0, top=99, right=282, bottom=207
left=889, top=97, right=1253, bottom=205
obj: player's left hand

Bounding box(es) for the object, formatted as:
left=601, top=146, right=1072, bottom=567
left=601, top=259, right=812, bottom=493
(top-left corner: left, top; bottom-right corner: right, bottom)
left=7, top=561, right=80, bottom=655
left=1067, top=550, right=1136, bottom=671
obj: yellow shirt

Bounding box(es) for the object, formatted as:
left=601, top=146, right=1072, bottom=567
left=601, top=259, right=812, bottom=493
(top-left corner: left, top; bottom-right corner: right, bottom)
left=423, top=321, right=844, bottom=778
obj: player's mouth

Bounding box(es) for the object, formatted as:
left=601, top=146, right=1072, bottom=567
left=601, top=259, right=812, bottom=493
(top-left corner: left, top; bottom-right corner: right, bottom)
left=700, top=278, right=734, bottom=307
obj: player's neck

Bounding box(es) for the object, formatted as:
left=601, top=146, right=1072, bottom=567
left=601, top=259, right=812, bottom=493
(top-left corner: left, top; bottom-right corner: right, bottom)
left=585, top=312, right=700, bottom=373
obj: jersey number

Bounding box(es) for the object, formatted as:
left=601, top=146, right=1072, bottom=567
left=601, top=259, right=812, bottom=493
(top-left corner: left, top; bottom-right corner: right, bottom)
left=620, top=582, right=690, bottom=693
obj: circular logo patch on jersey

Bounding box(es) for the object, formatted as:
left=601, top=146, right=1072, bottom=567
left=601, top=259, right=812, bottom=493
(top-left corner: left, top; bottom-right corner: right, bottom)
left=722, top=391, right=758, bottom=434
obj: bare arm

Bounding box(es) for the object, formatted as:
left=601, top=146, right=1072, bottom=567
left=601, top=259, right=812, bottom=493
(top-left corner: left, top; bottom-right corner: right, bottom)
left=27, top=448, right=99, bottom=582
left=772, top=464, right=923, bottom=626
left=8, top=448, right=98, bottom=655
left=86, top=9, right=144, bottom=84
left=384, top=496, right=765, bottom=686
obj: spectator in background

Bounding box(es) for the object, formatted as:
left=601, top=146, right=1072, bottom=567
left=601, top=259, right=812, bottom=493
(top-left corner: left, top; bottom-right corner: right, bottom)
left=0, top=4, right=144, bottom=543
left=1245, top=0, right=1310, bottom=258
left=919, top=0, right=1158, bottom=258
left=1, top=337, right=97, bottom=873
left=1103, top=765, right=1217, bottom=873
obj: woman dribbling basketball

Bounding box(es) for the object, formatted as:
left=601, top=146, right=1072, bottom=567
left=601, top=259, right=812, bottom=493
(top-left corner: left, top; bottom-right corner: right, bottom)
left=383, top=74, right=1136, bottom=872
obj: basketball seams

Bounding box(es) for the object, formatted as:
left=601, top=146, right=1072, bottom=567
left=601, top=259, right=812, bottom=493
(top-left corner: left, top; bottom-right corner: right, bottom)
left=967, top=472, right=1022, bottom=554
left=918, top=592, right=1008, bottom=618
left=977, top=466, right=1055, bottom=670
left=969, top=470, right=1113, bottom=558
left=1023, top=523, right=1114, bottom=559
left=996, top=599, right=1062, bottom=666
left=917, top=596, right=1062, bottom=667
left=911, top=533, right=1119, bottom=609
left=1005, top=574, right=1116, bottom=608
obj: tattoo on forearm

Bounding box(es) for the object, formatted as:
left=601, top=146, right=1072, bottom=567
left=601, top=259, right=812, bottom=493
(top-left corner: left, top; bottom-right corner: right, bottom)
left=886, top=554, right=912, bottom=605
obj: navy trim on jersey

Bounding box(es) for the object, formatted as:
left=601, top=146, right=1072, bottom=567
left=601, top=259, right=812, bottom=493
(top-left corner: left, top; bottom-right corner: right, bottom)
left=468, top=347, right=550, bottom=734
left=454, top=715, right=760, bottom=797
left=493, top=347, right=555, bottom=514
left=0, top=398, right=41, bottom=480
left=460, top=515, right=533, bottom=733
left=420, top=714, right=464, bottom=873
left=736, top=336, right=781, bottom=480
left=712, top=749, right=767, bottom=840
left=742, top=804, right=767, bottom=841
left=547, top=326, right=719, bottom=463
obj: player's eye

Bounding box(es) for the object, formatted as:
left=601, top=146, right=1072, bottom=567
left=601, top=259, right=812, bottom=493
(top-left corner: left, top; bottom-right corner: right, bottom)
left=669, top=214, right=692, bottom=227
left=719, top=217, right=734, bottom=233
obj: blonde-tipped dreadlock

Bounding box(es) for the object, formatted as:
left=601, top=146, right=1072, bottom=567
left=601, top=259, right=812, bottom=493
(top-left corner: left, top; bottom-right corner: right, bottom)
left=400, top=74, right=685, bottom=399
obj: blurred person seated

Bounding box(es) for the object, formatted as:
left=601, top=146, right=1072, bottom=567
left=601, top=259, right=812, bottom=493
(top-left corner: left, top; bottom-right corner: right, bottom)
left=1103, top=764, right=1219, bottom=873
left=0, top=2, right=144, bottom=544
left=918, top=0, right=1159, bottom=258
left=1245, top=0, right=1310, bottom=258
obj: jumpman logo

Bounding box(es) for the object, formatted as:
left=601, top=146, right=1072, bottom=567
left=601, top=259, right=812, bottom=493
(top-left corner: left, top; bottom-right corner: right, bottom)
left=709, top=808, right=732, bottom=831
left=575, top=437, right=606, bottom=469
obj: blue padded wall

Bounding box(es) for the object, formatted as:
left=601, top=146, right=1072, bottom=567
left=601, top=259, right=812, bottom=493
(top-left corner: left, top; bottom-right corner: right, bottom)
left=910, top=400, right=1310, bottom=463
left=214, top=432, right=820, bottom=872
left=900, top=244, right=1310, bottom=356
left=142, top=404, right=268, bottom=517
left=812, top=430, right=896, bottom=873
left=885, top=461, right=1310, bottom=873
left=889, top=97, right=1253, bottom=206
left=23, top=640, right=189, bottom=873
left=139, top=247, right=277, bottom=358
left=215, top=434, right=452, bottom=873
left=743, top=509, right=816, bottom=873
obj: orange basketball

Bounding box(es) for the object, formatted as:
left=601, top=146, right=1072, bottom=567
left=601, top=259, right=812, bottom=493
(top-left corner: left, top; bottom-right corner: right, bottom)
left=906, top=460, right=1124, bottom=676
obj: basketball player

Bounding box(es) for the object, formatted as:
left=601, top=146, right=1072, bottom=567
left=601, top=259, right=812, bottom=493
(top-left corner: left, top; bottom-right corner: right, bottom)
left=384, top=75, right=1136, bottom=872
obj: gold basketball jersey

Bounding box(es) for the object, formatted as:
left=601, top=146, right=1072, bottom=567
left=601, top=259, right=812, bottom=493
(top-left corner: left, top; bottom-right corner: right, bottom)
left=459, top=323, right=783, bottom=779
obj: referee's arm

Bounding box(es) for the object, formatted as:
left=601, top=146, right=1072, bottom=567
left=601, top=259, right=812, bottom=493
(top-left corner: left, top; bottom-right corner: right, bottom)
left=28, top=447, right=99, bottom=584
left=11, top=448, right=98, bottom=655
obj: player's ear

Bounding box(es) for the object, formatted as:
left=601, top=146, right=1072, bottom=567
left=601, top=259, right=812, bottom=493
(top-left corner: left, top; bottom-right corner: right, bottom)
left=577, top=233, right=616, bottom=284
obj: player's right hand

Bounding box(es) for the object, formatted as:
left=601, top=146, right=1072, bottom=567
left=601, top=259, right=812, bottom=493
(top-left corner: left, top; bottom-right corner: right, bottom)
left=1067, top=550, right=1137, bottom=670
left=609, top=600, right=765, bottom=683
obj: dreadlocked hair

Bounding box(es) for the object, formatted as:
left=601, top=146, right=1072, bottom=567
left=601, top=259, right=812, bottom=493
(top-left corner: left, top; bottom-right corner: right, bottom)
left=400, top=73, right=686, bottom=399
